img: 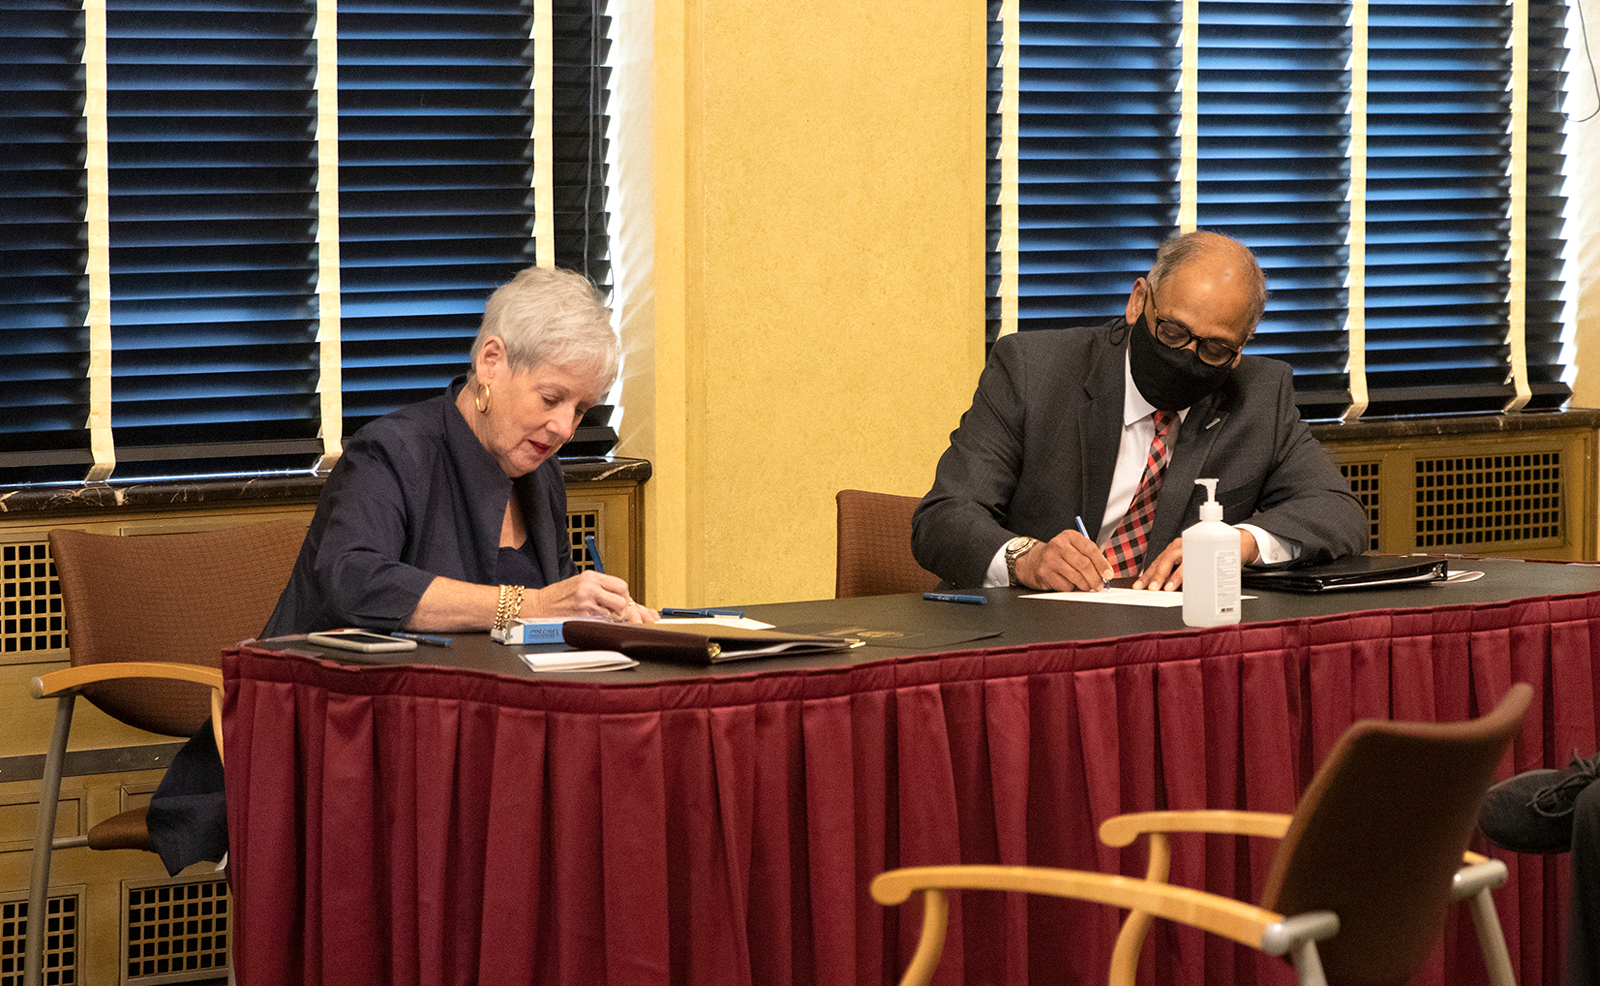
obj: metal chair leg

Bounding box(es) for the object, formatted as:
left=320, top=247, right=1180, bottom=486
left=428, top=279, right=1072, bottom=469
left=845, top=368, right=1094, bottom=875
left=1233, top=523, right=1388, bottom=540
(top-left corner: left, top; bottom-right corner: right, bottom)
left=1469, top=886, right=1519, bottom=986
left=24, top=697, right=75, bottom=986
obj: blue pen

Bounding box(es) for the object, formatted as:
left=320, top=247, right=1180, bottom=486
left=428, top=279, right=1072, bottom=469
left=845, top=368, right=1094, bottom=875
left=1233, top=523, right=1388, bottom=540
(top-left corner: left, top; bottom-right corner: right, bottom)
left=584, top=533, right=605, bottom=574
left=391, top=631, right=452, bottom=648
left=924, top=592, right=987, bottom=606
left=661, top=607, right=747, bottom=619
left=1076, top=515, right=1110, bottom=589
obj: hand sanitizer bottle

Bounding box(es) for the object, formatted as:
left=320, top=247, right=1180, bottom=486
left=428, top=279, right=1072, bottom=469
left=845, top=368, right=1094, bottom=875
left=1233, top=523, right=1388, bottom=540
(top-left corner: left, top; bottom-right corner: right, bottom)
left=1183, top=478, right=1241, bottom=627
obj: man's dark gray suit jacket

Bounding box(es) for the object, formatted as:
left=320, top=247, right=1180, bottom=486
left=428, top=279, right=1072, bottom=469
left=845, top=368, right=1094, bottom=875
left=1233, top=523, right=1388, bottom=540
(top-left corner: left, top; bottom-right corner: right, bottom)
left=912, top=320, right=1368, bottom=588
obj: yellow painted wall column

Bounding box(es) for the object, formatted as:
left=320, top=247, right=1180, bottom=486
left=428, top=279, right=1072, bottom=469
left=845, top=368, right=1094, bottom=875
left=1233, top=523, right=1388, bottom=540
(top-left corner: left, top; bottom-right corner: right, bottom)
left=612, top=0, right=986, bottom=606
left=1567, top=0, right=1600, bottom=551
left=1572, top=0, right=1600, bottom=412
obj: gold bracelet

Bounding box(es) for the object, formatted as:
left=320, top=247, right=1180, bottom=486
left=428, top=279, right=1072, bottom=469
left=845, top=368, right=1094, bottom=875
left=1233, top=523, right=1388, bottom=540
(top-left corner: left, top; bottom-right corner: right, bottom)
left=494, top=585, right=514, bottom=631
left=494, top=584, right=525, bottom=632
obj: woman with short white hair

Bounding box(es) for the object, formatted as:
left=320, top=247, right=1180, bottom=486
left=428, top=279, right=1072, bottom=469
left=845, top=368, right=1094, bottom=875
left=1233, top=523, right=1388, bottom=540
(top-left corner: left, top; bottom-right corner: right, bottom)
left=147, top=268, right=655, bottom=876
left=264, top=265, right=655, bottom=635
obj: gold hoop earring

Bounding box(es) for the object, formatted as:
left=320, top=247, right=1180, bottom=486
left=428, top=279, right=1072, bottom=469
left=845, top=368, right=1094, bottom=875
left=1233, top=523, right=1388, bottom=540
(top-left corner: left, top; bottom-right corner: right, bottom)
left=475, top=383, right=490, bottom=414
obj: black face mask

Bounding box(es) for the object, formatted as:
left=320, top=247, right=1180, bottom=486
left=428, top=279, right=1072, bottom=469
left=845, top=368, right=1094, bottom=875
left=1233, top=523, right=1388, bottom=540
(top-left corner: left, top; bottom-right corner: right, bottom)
left=1126, top=314, right=1234, bottom=412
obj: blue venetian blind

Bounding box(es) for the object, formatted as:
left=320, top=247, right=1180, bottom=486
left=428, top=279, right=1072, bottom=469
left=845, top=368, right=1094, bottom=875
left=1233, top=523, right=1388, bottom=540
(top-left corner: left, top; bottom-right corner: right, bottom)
left=336, top=0, right=540, bottom=429
left=1360, top=0, right=1569, bottom=415
left=1, top=0, right=93, bottom=485
left=0, top=0, right=613, bottom=485
left=998, top=0, right=1180, bottom=344
left=337, top=0, right=614, bottom=434
left=995, top=0, right=1571, bottom=420
left=103, top=0, right=322, bottom=480
left=1195, top=0, right=1353, bottom=419
left=551, top=0, right=612, bottom=286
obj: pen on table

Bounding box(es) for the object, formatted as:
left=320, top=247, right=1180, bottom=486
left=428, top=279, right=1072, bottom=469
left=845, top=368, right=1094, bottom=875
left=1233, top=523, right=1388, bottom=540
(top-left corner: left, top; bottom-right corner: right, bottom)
left=1075, top=515, right=1110, bottom=589
left=584, top=533, right=606, bottom=574
left=661, top=607, right=746, bottom=619
left=391, top=631, right=452, bottom=648
left=923, top=592, right=987, bottom=606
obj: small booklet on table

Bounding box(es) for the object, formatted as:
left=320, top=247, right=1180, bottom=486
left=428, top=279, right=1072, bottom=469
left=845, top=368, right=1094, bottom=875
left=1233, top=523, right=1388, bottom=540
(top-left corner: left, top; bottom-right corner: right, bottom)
left=493, top=616, right=607, bottom=645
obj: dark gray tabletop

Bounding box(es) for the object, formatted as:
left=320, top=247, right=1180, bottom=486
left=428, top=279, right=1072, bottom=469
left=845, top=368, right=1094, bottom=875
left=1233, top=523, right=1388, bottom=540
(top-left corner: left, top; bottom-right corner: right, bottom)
left=254, top=556, right=1600, bottom=684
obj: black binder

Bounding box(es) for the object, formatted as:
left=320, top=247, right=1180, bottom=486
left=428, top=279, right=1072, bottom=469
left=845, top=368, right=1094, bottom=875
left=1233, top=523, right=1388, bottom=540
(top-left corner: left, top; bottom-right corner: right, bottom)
left=1241, top=555, right=1448, bottom=594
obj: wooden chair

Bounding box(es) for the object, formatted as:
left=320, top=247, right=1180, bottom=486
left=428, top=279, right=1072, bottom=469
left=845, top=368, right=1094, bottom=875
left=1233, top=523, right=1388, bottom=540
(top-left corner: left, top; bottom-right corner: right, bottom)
left=873, top=682, right=1531, bottom=986
left=834, top=489, right=942, bottom=598
left=23, top=518, right=306, bottom=986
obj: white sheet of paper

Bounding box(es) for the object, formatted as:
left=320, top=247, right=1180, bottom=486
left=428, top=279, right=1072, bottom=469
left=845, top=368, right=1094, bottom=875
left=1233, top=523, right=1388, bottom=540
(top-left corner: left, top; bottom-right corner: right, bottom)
left=656, top=616, right=775, bottom=630
left=520, top=650, right=639, bottom=672
left=1023, top=588, right=1186, bottom=607
left=1025, top=589, right=1257, bottom=607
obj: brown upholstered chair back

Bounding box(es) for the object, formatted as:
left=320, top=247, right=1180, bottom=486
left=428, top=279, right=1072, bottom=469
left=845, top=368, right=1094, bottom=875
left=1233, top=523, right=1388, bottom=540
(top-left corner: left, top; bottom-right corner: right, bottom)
left=1259, top=682, right=1530, bottom=985
left=835, top=489, right=942, bottom=598
left=48, top=518, right=306, bottom=737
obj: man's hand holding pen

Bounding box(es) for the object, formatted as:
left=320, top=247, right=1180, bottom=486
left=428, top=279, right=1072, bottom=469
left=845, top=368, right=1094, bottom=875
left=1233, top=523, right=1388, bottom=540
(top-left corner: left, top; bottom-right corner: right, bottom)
left=1012, top=527, right=1115, bottom=592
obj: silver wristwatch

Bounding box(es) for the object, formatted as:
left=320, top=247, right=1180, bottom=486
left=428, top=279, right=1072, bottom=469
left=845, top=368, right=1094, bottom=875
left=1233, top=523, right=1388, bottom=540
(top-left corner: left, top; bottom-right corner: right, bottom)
left=1004, top=535, right=1040, bottom=587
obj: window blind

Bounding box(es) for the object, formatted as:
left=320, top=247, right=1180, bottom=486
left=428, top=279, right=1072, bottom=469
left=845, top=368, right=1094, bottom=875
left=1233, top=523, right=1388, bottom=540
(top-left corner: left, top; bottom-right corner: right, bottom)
left=1361, top=0, right=1564, bottom=416
left=335, top=0, right=548, bottom=433
left=0, top=0, right=612, bottom=486
left=550, top=0, right=612, bottom=287
left=103, top=0, right=323, bottom=481
left=1516, top=0, right=1569, bottom=411
left=992, top=0, right=1571, bottom=421
left=336, top=0, right=613, bottom=436
left=996, top=1, right=1181, bottom=345
left=1195, top=1, right=1353, bottom=419
left=1, top=0, right=93, bottom=484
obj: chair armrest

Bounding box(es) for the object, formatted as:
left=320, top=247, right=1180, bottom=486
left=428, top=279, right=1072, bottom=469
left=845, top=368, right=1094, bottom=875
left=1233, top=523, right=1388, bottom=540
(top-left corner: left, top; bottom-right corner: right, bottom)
left=1453, top=858, right=1508, bottom=900
left=1099, top=810, right=1294, bottom=847
left=31, top=663, right=227, bottom=764
left=871, top=864, right=1337, bottom=956
left=31, top=662, right=224, bottom=699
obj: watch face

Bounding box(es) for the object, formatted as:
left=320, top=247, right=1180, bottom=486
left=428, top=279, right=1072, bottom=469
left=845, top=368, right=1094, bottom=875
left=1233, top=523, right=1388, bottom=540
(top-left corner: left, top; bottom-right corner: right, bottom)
left=1005, top=535, right=1035, bottom=587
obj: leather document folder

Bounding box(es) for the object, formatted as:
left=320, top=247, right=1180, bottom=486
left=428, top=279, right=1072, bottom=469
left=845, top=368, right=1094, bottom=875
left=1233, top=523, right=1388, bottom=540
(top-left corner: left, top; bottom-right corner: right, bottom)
left=1241, top=554, right=1448, bottom=594
left=563, top=620, right=857, bottom=664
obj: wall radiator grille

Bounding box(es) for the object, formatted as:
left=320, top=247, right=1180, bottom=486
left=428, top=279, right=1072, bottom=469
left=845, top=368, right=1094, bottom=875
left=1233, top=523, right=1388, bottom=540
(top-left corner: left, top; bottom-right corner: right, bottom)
left=0, top=894, right=79, bottom=986
left=1331, top=441, right=1575, bottom=557
left=1339, top=461, right=1383, bottom=553
left=1, top=541, right=64, bottom=656
left=1415, top=452, right=1563, bottom=549
left=569, top=509, right=601, bottom=572
left=123, top=878, right=230, bottom=985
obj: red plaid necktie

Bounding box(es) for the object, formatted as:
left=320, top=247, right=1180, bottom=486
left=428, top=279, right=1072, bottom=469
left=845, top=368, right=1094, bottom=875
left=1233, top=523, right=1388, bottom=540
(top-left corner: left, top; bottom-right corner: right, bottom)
left=1104, top=410, right=1177, bottom=577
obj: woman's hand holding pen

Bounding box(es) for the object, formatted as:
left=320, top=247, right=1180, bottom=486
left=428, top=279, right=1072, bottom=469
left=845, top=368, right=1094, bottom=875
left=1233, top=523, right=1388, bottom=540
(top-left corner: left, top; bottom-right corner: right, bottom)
left=1013, top=528, right=1114, bottom=592
left=525, top=571, right=659, bottom=623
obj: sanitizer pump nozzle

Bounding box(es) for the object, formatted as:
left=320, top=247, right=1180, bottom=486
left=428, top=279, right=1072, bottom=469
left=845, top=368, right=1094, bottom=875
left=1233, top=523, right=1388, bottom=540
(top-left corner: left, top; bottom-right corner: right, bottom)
left=1196, top=478, right=1222, bottom=522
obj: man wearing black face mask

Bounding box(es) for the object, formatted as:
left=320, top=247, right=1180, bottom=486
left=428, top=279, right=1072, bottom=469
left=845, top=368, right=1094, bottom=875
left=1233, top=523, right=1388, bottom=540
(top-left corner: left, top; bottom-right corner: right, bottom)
left=911, top=231, right=1366, bottom=592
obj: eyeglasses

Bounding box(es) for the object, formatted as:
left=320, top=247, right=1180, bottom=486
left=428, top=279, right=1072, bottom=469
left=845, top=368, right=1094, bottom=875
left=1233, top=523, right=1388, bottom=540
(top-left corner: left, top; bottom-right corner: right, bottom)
left=1146, top=295, right=1245, bottom=367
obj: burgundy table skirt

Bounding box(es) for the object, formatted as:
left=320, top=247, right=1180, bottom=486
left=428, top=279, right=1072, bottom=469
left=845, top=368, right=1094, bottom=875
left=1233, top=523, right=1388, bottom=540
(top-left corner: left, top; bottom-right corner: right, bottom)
left=223, top=592, right=1600, bottom=986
